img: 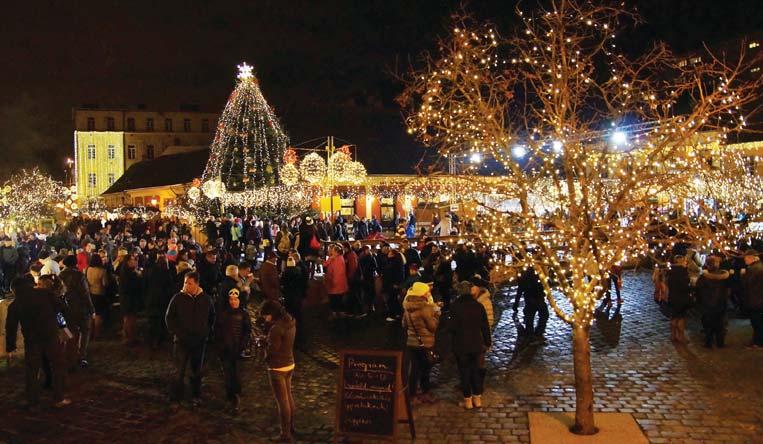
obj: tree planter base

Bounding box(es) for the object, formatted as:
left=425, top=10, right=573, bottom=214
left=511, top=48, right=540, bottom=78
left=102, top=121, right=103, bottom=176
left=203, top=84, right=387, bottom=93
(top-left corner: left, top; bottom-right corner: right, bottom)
left=529, top=412, right=647, bottom=444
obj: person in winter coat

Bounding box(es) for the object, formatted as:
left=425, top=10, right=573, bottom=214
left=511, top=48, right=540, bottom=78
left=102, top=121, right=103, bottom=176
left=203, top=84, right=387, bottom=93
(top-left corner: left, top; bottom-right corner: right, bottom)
left=324, top=244, right=348, bottom=319
left=165, top=271, right=216, bottom=407
left=382, top=248, right=406, bottom=321
left=119, top=256, right=143, bottom=345
left=5, top=275, right=71, bottom=408
left=695, top=256, right=731, bottom=348
left=741, top=249, right=763, bottom=348
left=281, top=257, right=307, bottom=343
left=259, top=251, right=281, bottom=301
left=434, top=251, right=454, bottom=311
left=471, top=275, right=494, bottom=329
left=144, top=256, right=175, bottom=350
left=448, top=281, right=491, bottom=409
left=666, top=256, right=692, bottom=344
left=295, top=217, right=320, bottom=278
left=59, top=255, right=95, bottom=368
left=85, top=254, right=110, bottom=339
left=358, top=245, right=378, bottom=315
left=514, top=266, right=548, bottom=338
left=402, top=282, right=439, bottom=403
left=215, top=289, right=251, bottom=412
left=197, top=250, right=222, bottom=299
left=217, top=265, right=241, bottom=311
left=0, top=237, right=19, bottom=293
left=343, top=242, right=361, bottom=315
left=260, top=300, right=297, bottom=443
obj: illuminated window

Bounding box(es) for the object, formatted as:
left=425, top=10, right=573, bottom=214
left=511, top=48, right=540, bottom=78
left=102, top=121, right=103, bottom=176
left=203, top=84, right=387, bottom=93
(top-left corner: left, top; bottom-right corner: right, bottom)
left=146, top=145, right=154, bottom=159
left=146, top=118, right=154, bottom=131
left=107, top=145, right=115, bottom=159
left=127, top=118, right=135, bottom=131
left=127, top=145, right=136, bottom=160
left=87, top=144, right=96, bottom=159
left=751, top=67, right=761, bottom=73
left=108, top=173, right=115, bottom=185
left=750, top=42, right=760, bottom=49
left=87, top=117, right=95, bottom=130
left=106, top=117, right=115, bottom=130
left=690, top=56, right=702, bottom=64
left=202, top=119, right=209, bottom=132
left=88, top=173, right=97, bottom=187
left=165, top=118, right=173, bottom=132
left=340, top=198, right=355, bottom=216
left=183, top=118, right=191, bottom=132
left=677, top=59, right=688, bottom=67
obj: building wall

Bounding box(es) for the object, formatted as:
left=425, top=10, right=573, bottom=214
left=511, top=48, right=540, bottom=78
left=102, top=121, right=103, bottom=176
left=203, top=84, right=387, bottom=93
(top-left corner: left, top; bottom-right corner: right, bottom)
left=75, top=131, right=124, bottom=199
left=102, top=185, right=185, bottom=210
left=73, top=108, right=217, bottom=202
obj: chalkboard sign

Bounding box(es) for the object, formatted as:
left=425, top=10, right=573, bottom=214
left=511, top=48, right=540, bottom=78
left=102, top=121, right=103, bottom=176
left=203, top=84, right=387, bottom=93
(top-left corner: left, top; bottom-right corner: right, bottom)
left=335, top=349, right=404, bottom=441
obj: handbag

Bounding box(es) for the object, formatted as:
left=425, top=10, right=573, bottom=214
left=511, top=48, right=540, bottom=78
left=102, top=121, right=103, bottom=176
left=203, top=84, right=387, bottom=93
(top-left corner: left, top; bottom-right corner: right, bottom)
left=406, top=311, right=441, bottom=365
left=309, top=233, right=321, bottom=251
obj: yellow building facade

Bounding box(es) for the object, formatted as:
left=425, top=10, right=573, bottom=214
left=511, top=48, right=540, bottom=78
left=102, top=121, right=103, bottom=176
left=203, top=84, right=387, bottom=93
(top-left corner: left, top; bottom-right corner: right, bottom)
left=73, top=107, right=217, bottom=200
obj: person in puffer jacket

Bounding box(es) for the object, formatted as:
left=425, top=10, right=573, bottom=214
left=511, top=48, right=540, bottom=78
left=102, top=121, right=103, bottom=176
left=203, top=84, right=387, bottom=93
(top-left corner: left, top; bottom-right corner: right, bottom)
left=470, top=275, right=494, bottom=329
left=402, top=282, right=440, bottom=404
left=215, top=288, right=251, bottom=413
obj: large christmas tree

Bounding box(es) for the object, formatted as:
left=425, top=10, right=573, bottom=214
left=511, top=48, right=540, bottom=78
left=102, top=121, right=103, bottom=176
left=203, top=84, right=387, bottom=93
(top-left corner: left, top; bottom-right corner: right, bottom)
left=201, top=63, right=288, bottom=193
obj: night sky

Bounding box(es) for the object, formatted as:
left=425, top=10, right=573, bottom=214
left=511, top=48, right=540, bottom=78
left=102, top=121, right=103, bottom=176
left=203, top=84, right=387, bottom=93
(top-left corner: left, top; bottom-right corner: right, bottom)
left=1, top=0, right=761, bottom=178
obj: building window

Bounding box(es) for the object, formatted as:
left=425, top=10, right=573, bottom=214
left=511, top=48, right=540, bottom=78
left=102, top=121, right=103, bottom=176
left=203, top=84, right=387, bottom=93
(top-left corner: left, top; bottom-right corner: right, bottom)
left=690, top=56, right=702, bottom=64
left=751, top=67, right=761, bottom=73
left=127, top=145, right=136, bottom=160
left=88, top=173, right=97, bottom=187
left=87, top=117, right=95, bottom=130
left=107, top=173, right=115, bottom=185
left=146, top=118, right=154, bottom=131
left=340, top=198, right=355, bottom=216
left=380, top=196, right=395, bottom=222
left=183, top=118, right=191, bottom=132
left=127, top=118, right=135, bottom=131
left=87, top=144, right=96, bottom=159
left=106, top=117, right=115, bottom=130
left=202, top=119, right=209, bottom=132
left=164, top=118, right=173, bottom=131
left=750, top=42, right=760, bottom=49
left=677, top=59, right=688, bottom=68
left=107, top=144, right=115, bottom=159
left=146, top=145, right=155, bottom=159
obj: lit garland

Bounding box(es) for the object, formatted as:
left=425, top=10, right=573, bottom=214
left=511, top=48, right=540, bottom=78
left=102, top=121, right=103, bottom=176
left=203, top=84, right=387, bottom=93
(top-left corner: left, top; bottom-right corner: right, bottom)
left=299, top=152, right=327, bottom=184
left=280, top=163, right=300, bottom=186
left=0, top=168, right=69, bottom=224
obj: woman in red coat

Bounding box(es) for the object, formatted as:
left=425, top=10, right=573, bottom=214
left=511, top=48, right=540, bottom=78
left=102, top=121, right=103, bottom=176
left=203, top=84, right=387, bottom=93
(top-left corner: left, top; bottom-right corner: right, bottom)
left=324, top=244, right=348, bottom=319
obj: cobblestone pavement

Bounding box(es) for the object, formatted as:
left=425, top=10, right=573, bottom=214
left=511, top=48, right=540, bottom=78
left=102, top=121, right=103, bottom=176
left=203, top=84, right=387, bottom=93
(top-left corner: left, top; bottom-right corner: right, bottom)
left=1, top=272, right=762, bottom=443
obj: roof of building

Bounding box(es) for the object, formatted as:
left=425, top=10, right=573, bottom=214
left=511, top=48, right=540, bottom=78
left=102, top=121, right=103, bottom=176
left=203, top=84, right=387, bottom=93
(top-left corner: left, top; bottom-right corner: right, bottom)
left=101, top=149, right=210, bottom=195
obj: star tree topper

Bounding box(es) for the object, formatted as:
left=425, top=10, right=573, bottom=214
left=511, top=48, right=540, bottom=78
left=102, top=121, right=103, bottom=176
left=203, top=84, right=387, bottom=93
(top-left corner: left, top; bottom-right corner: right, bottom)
left=237, top=62, right=253, bottom=80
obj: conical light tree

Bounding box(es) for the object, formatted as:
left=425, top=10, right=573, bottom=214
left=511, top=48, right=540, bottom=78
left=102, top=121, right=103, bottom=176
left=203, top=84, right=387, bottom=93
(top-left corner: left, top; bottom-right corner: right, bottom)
left=201, top=62, right=288, bottom=194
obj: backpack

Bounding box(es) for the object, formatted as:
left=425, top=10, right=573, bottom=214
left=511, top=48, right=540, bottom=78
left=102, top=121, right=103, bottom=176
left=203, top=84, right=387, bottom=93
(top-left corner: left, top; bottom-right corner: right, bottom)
left=277, top=232, right=291, bottom=254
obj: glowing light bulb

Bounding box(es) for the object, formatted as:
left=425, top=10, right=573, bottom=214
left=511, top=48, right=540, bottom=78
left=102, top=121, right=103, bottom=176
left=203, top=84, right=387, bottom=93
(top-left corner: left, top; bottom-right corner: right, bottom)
left=611, top=130, right=627, bottom=146
left=512, top=145, right=527, bottom=158
left=237, top=62, right=253, bottom=80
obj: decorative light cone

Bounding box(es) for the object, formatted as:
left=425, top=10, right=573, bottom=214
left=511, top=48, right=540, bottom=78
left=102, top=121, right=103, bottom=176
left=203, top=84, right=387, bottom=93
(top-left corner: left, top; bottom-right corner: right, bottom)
left=300, top=152, right=326, bottom=184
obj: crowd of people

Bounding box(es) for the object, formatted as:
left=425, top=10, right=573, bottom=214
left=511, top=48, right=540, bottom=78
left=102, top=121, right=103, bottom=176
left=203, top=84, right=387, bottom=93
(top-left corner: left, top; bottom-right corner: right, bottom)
left=4, top=210, right=762, bottom=442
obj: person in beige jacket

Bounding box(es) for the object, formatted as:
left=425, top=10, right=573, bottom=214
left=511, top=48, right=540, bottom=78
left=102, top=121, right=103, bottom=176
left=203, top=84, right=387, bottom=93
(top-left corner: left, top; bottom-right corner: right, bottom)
left=84, top=255, right=110, bottom=339
left=402, top=282, right=440, bottom=404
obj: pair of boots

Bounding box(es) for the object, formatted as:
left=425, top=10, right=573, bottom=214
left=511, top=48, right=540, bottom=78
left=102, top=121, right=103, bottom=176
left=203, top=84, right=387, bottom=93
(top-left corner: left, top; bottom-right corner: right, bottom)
left=462, top=395, right=482, bottom=409
left=670, top=318, right=689, bottom=344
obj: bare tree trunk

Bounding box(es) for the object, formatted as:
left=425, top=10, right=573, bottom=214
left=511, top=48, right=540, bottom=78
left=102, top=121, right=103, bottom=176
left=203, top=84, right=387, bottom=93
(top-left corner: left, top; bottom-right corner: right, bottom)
left=571, top=325, right=598, bottom=435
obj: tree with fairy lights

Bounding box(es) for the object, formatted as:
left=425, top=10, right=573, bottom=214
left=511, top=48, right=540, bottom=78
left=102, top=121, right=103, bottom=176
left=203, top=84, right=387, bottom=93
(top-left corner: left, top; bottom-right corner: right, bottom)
left=199, top=62, right=288, bottom=203
left=400, top=1, right=762, bottom=435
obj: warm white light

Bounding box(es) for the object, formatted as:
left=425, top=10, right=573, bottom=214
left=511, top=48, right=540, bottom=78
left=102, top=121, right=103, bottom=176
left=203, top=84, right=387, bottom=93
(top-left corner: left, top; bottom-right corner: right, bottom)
left=470, top=152, right=482, bottom=163
left=552, top=140, right=563, bottom=152
left=512, top=145, right=527, bottom=158
left=611, top=130, right=627, bottom=146
left=237, top=62, right=253, bottom=80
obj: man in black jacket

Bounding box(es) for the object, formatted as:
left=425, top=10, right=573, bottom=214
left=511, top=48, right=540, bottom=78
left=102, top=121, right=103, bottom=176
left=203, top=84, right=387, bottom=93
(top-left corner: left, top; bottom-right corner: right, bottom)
left=5, top=275, right=71, bottom=408
left=514, top=266, right=549, bottom=339
left=448, top=281, right=491, bottom=409
left=59, top=255, right=95, bottom=368
left=165, top=271, right=216, bottom=407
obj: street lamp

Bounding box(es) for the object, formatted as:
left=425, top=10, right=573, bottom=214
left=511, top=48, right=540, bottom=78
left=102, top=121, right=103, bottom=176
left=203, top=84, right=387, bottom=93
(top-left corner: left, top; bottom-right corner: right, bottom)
left=611, top=130, right=627, bottom=146
left=552, top=140, right=563, bottom=153
left=469, top=152, right=482, bottom=164
left=512, top=145, right=527, bottom=158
